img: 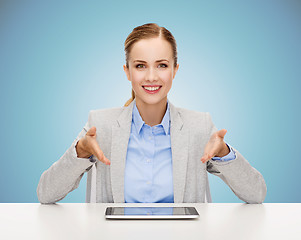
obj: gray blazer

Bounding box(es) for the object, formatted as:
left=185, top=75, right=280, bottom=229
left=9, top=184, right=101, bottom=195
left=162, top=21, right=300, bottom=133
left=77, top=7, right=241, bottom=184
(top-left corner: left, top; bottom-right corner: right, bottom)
left=37, top=100, right=267, bottom=204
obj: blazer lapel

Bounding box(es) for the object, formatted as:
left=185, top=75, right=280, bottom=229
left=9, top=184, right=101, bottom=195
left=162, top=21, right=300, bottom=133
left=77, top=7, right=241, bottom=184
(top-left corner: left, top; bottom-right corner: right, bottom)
left=169, top=102, right=189, bottom=203
left=110, top=101, right=134, bottom=203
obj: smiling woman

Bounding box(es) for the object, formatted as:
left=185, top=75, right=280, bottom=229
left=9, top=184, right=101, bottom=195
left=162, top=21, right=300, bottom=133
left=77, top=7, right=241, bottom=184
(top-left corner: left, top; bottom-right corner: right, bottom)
left=37, top=23, right=267, bottom=204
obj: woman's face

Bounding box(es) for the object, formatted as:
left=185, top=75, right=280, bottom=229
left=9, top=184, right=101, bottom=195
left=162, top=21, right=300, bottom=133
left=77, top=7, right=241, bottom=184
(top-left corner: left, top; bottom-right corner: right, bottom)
left=123, top=37, right=179, bottom=107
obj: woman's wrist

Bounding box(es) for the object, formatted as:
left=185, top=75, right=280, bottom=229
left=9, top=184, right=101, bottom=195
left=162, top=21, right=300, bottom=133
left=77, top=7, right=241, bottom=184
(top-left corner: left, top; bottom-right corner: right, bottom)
left=215, top=142, right=230, bottom=158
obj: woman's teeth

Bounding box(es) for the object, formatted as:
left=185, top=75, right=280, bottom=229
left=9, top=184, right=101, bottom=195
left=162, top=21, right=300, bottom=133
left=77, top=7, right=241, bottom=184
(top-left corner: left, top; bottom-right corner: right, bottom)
left=143, top=86, right=160, bottom=91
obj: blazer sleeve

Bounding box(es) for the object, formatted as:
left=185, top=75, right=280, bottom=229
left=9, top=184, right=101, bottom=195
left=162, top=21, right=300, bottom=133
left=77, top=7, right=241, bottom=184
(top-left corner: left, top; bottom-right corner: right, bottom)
left=37, top=121, right=95, bottom=204
left=205, top=113, right=267, bottom=204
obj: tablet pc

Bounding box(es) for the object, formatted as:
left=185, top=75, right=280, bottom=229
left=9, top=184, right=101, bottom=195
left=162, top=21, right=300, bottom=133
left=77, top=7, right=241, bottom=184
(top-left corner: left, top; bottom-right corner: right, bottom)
left=105, top=207, right=199, bottom=220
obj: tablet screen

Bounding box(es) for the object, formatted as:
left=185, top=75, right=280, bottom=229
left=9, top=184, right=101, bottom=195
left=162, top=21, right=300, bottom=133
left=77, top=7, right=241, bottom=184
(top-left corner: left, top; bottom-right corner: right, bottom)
left=105, top=207, right=199, bottom=219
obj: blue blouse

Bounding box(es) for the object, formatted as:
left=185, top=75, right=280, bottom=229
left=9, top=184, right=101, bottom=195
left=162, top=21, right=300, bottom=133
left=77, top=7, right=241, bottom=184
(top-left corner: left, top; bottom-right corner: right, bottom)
left=124, top=101, right=235, bottom=203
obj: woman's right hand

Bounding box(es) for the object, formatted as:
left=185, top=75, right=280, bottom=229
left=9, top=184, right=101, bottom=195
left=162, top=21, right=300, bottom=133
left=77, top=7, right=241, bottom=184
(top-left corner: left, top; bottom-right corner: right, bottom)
left=76, top=126, right=111, bottom=165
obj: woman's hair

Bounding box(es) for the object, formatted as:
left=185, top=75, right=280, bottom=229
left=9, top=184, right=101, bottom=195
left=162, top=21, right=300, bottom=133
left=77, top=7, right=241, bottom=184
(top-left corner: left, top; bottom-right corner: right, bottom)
left=124, top=23, right=178, bottom=107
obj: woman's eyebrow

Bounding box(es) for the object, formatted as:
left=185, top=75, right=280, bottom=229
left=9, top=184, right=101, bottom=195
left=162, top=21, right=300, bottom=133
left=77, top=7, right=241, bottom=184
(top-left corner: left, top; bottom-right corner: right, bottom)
left=133, top=59, right=169, bottom=63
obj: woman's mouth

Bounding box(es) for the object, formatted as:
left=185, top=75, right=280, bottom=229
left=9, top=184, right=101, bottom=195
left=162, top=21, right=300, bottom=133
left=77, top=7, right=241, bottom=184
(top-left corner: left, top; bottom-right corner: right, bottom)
left=142, top=85, right=162, bottom=94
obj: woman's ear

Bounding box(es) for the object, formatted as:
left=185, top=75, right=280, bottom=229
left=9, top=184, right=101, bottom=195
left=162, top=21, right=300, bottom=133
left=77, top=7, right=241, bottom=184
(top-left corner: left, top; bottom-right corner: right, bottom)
left=123, top=64, right=131, bottom=81
left=173, top=63, right=179, bottom=79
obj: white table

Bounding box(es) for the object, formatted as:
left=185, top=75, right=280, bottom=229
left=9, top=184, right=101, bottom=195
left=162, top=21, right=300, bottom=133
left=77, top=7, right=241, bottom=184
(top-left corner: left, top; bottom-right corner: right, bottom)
left=0, top=203, right=300, bottom=240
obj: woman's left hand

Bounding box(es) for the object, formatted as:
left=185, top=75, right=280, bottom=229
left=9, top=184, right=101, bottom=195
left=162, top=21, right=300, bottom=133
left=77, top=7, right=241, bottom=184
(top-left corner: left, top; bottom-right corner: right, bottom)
left=201, top=129, right=230, bottom=163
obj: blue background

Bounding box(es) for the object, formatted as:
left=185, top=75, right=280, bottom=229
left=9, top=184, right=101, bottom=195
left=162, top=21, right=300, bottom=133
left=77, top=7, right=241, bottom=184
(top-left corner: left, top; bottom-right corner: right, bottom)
left=1, top=0, right=300, bottom=203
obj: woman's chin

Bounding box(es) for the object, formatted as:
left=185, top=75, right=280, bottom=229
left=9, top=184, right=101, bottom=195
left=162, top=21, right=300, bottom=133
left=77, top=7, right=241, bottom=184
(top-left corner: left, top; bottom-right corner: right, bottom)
left=136, top=95, right=168, bottom=106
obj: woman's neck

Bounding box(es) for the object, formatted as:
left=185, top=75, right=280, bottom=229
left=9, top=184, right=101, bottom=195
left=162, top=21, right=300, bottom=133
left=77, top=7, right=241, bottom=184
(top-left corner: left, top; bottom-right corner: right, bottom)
left=135, top=98, right=167, bottom=127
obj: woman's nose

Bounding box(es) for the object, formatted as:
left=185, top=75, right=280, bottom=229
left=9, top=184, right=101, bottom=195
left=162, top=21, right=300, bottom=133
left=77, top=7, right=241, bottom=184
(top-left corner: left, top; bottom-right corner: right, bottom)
left=146, top=67, right=158, bottom=81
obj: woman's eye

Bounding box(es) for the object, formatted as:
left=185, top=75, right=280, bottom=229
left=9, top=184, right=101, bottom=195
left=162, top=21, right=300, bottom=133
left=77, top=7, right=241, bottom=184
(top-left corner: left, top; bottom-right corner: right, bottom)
left=158, top=64, right=168, bottom=68
left=135, top=64, right=167, bottom=68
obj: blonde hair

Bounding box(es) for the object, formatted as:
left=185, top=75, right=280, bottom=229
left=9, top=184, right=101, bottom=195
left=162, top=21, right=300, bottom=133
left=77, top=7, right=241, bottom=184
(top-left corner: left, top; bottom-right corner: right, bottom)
left=124, top=23, right=178, bottom=107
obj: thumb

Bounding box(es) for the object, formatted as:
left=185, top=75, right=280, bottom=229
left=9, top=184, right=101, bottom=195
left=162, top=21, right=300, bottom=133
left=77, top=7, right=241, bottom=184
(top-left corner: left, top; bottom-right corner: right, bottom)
left=217, top=129, right=227, bottom=139
left=86, top=126, right=97, bottom=137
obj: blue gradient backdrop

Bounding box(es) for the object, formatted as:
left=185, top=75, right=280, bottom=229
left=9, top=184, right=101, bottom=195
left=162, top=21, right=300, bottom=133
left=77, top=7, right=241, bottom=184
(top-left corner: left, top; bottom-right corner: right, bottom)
left=1, top=0, right=300, bottom=203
